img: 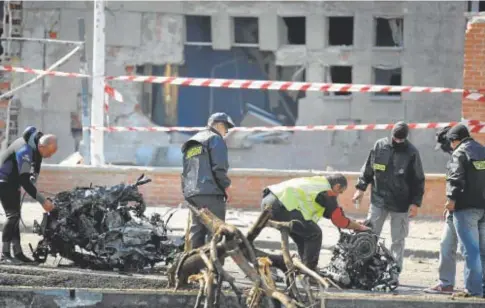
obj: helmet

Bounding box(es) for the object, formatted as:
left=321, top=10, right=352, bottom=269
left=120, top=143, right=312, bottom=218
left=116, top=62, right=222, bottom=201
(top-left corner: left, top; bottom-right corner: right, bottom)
left=23, top=126, right=37, bottom=140
left=207, top=112, right=235, bottom=129
left=22, top=126, right=43, bottom=149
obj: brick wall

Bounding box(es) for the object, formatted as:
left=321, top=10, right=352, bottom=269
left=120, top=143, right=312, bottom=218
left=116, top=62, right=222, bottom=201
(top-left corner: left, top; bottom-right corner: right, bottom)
left=34, top=165, right=448, bottom=218
left=463, top=17, right=485, bottom=143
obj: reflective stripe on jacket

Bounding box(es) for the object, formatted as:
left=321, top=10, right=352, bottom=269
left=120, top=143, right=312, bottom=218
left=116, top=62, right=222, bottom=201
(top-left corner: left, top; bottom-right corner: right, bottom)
left=268, top=176, right=331, bottom=223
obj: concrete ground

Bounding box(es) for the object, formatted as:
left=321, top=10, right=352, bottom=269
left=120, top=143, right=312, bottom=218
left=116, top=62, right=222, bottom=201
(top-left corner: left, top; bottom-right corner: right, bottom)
left=0, top=202, right=479, bottom=306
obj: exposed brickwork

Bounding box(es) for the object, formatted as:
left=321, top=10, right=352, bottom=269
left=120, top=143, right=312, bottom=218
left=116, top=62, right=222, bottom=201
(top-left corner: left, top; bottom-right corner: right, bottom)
left=32, top=165, right=448, bottom=218
left=463, top=18, right=485, bottom=144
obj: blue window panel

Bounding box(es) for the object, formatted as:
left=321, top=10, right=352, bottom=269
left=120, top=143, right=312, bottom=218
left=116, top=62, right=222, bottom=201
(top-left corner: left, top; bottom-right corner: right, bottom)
left=177, top=45, right=272, bottom=130
left=185, top=15, right=212, bottom=43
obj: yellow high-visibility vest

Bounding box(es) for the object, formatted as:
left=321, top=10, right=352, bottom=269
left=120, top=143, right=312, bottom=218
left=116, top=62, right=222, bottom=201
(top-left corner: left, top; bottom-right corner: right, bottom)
left=268, top=176, right=331, bottom=223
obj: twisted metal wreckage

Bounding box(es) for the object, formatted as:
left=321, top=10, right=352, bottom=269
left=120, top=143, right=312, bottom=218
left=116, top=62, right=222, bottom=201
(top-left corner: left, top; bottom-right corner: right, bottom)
left=30, top=174, right=184, bottom=271
left=28, top=174, right=399, bottom=307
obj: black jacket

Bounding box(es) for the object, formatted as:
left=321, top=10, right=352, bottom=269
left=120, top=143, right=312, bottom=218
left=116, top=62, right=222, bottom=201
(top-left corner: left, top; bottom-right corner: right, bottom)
left=181, top=127, right=231, bottom=199
left=356, top=137, right=425, bottom=212
left=0, top=133, right=44, bottom=202
left=446, top=138, right=485, bottom=211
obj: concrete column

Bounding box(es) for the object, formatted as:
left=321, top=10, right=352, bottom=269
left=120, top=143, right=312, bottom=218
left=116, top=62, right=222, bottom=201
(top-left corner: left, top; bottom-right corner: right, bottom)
left=90, top=0, right=106, bottom=165
left=353, top=13, right=367, bottom=50
left=306, top=62, right=324, bottom=82
left=259, top=13, right=281, bottom=51
left=306, top=14, right=326, bottom=50
left=211, top=13, right=231, bottom=50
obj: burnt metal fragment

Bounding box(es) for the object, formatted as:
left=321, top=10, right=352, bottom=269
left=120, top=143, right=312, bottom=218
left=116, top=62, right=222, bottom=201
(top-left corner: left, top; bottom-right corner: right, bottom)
left=319, top=220, right=400, bottom=291
left=30, top=174, right=184, bottom=271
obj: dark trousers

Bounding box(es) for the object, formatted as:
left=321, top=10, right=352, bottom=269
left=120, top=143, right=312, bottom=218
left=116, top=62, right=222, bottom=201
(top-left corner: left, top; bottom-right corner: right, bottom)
left=262, top=192, right=323, bottom=270
left=186, top=195, right=226, bottom=250
left=0, top=182, right=21, bottom=245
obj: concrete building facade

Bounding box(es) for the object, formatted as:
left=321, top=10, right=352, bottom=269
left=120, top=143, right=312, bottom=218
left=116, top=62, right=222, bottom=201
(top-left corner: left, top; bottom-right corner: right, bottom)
left=0, top=1, right=470, bottom=172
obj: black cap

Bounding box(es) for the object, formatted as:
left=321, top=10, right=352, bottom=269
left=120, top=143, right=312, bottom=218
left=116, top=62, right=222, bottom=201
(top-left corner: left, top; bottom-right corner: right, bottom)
left=207, top=112, right=235, bottom=128
left=392, top=121, right=409, bottom=139
left=446, top=124, right=470, bottom=141
left=434, top=126, right=453, bottom=153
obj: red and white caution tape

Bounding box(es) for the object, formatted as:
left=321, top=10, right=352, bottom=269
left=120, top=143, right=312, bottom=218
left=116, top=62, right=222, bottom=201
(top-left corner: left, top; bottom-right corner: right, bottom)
left=0, top=66, right=123, bottom=103
left=81, top=121, right=485, bottom=133
left=104, top=83, right=123, bottom=103
left=0, top=65, right=484, bottom=101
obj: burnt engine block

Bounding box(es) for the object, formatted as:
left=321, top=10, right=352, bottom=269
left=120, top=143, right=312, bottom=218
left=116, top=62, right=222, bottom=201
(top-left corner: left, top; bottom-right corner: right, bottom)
left=320, top=222, right=400, bottom=291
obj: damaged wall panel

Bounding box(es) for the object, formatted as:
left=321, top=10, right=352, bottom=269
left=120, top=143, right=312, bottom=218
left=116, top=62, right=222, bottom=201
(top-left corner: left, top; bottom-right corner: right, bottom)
left=107, top=13, right=183, bottom=67
left=18, top=6, right=182, bottom=164
left=15, top=9, right=61, bottom=111
left=13, top=1, right=465, bottom=173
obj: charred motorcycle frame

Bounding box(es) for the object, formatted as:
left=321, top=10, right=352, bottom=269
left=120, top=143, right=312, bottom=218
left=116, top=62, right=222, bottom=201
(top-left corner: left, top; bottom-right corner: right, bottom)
left=30, top=174, right=184, bottom=271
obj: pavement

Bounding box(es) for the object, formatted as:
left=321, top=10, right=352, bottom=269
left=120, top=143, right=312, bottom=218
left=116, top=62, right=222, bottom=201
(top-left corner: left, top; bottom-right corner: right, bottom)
left=1, top=203, right=463, bottom=287
left=0, top=202, right=483, bottom=307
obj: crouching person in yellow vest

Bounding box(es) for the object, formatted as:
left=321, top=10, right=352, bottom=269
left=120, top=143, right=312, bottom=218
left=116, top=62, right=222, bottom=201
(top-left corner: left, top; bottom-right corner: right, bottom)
left=262, top=173, right=370, bottom=270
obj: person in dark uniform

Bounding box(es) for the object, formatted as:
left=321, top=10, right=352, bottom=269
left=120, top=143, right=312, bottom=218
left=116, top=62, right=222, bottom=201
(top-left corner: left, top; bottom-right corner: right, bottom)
left=444, top=124, right=485, bottom=298
left=181, top=112, right=235, bottom=250
left=425, top=126, right=462, bottom=294
left=261, top=173, right=370, bottom=270
left=0, top=126, right=57, bottom=264
left=352, top=121, right=425, bottom=275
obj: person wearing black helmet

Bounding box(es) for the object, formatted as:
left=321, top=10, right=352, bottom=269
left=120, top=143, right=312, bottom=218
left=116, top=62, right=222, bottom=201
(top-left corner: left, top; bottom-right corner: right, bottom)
left=0, top=126, right=57, bottom=264
left=181, top=112, right=235, bottom=249
left=443, top=124, right=485, bottom=298
left=352, top=121, right=425, bottom=278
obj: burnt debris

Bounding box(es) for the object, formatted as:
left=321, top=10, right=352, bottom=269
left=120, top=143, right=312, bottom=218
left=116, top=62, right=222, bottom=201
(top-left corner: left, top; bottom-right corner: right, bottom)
left=319, top=220, right=400, bottom=291
left=30, top=174, right=184, bottom=271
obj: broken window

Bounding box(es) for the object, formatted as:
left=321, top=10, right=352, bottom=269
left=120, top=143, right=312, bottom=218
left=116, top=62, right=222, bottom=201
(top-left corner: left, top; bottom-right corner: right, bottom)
left=328, top=17, right=354, bottom=46
left=480, top=1, right=485, bottom=11
left=271, top=65, right=305, bottom=124
left=277, top=65, right=306, bottom=98
left=233, top=17, right=259, bottom=45
left=135, top=65, right=153, bottom=118
left=374, top=17, right=403, bottom=47
left=282, top=17, right=306, bottom=45
left=324, top=66, right=353, bottom=96
left=372, top=67, right=402, bottom=97
left=467, top=1, right=485, bottom=11
left=185, top=15, right=212, bottom=44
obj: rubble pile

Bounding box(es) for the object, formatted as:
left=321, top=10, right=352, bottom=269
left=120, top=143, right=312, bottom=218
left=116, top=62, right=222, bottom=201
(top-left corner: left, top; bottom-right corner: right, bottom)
left=30, top=174, right=184, bottom=271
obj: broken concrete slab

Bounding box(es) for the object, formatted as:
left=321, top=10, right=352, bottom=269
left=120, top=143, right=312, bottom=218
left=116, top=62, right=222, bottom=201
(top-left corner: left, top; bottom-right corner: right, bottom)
left=59, top=152, right=84, bottom=165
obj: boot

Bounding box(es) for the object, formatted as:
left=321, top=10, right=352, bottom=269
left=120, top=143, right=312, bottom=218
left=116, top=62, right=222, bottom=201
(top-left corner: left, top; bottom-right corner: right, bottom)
left=14, top=252, right=35, bottom=264
left=0, top=252, right=22, bottom=264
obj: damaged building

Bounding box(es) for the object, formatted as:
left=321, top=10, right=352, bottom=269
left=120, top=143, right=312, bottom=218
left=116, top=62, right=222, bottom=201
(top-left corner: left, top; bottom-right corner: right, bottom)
left=0, top=1, right=473, bottom=172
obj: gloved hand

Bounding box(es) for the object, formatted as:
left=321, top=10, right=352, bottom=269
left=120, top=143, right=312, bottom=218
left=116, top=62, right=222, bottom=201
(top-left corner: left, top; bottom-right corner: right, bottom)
left=30, top=174, right=38, bottom=185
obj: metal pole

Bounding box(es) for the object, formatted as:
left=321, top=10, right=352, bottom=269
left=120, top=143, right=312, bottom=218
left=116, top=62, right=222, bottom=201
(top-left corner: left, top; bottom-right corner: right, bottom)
left=90, top=0, right=105, bottom=165
left=78, top=18, right=91, bottom=164
left=0, top=37, right=84, bottom=45
left=0, top=45, right=82, bottom=99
